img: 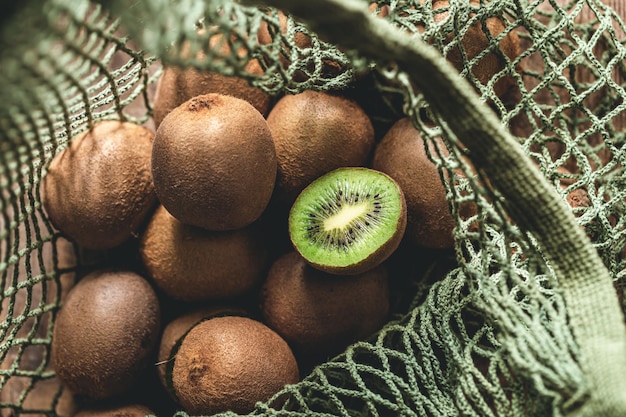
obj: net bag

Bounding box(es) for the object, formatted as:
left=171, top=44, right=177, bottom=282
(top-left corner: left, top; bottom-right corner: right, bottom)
left=2, top=0, right=626, bottom=416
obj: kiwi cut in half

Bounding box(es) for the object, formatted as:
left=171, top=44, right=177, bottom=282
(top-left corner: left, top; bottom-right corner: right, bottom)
left=288, top=167, right=406, bottom=275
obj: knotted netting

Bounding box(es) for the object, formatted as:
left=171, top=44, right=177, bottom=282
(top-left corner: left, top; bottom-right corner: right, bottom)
left=2, top=0, right=626, bottom=416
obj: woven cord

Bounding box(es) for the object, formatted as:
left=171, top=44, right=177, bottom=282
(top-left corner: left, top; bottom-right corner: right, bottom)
left=248, top=0, right=626, bottom=415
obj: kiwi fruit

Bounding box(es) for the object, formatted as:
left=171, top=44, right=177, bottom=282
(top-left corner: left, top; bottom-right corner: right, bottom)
left=42, top=120, right=157, bottom=250
left=257, top=10, right=344, bottom=83
left=50, top=269, right=160, bottom=400
left=73, top=403, right=155, bottom=417
left=432, top=0, right=521, bottom=100
left=266, top=90, right=375, bottom=206
left=288, top=167, right=406, bottom=275
left=260, top=250, right=390, bottom=360
left=156, top=306, right=249, bottom=392
left=152, top=33, right=272, bottom=128
left=151, top=93, right=277, bottom=231
left=555, top=165, right=591, bottom=214
left=139, top=204, right=270, bottom=302
left=168, top=315, right=299, bottom=415
left=372, top=117, right=457, bottom=249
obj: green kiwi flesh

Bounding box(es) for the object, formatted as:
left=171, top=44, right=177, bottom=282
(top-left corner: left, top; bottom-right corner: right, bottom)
left=288, top=167, right=406, bottom=275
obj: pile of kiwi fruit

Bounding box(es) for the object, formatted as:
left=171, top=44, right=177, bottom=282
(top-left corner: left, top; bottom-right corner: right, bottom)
left=38, top=2, right=547, bottom=416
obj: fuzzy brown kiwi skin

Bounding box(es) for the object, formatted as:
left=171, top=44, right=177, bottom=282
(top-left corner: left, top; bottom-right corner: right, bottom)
left=372, top=118, right=456, bottom=249
left=157, top=306, right=250, bottom=398
left=152, top=93, right=277, bottom=231
left=152, top=32, right=272, bottom=129
left=139, top=205, right=270, bottom=302
left=42, top=121, right=157, bottom=250
left=152, top=64, right=271, bottom=130
left=432, top=0, right=521, bottom=100
left=50, top=269, right=161, bottom=400
left=267, top=90, right=375, bottom=207
left=169, top=316, right=300, bottom=415
left=73, top=403, right=155, bottom=417
left=260, top=251, right=390, bottom=361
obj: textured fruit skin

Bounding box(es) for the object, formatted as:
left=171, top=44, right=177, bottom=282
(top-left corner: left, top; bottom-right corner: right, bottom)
left=152, top=93, right=277, bottom=231
left=51, top=270, right=161, bottom=400
left=170, top=316, right=299, bottom=415
left=433, top=0, right=521, bottom=99
left=372, top=118, right=456, bottom=249
left=42, top=121, right=157, bottom=250
left=158, top=310, right=214, bottom=392
left=152, top=64, right=272, bottom=129
left=157, top=307, right=249, bottom=391
left=266, top=90, right=375, bottom=206
left=139, top=205, right=270, bottom=302
left=260, top=251, right=390, bottom=360
left=152, top=32, right=272, bottom=129
left=73, top=404, right=155, bottom=417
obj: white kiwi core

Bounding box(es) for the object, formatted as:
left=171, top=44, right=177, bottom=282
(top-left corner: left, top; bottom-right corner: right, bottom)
left=323, top=202, right=371, bottom=232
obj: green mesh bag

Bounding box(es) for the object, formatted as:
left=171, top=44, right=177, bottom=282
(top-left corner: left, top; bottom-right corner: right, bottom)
left=3, top=0, right=626, bottom=416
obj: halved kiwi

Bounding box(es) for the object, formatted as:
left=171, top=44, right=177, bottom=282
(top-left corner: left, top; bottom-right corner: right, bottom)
left=288, top=167, right=406, bottom=275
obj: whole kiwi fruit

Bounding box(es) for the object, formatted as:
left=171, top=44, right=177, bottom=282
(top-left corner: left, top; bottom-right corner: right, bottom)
left=432, top=0, right=521, bottom=99
left=260, top=251, right=390, bottom=360
left=42, top=121, right=157, bottom=250
left=288, top=167, right=406, bottom=275
left=266, top=90, right=375, bottom=206
left=156, top=306, right=249, bottom=390
left=257, top=10, right=343, bottom=83
left=152, top=33, right=272, bottom=128
left=139, top=204, right=270, bottom=302
left=168, top=315, right=299, bottom=415
left=50, top=269, right=161, bottom=400
left=152, top=93, right=277, bottom=231
left=372, top=117, right=456, bottom=249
